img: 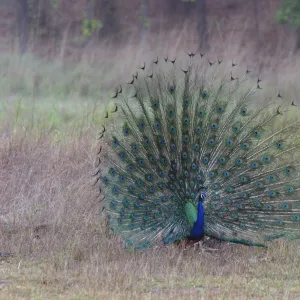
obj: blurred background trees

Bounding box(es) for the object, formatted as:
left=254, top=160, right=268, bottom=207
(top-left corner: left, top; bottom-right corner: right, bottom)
left=276, top=0, right=300, bottom=49
left=0, top=0, right=299, bottom=62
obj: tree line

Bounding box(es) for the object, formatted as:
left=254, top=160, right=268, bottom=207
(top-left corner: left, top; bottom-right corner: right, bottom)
left=15, top=0, right=300, bottom=55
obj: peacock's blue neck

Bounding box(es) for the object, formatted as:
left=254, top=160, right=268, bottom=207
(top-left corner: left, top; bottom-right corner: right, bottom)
left=189, top=200, right=205, bottom=239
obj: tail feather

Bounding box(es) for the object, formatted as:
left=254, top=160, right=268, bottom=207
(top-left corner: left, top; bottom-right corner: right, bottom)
left=98, top=54, right=300, bottom=248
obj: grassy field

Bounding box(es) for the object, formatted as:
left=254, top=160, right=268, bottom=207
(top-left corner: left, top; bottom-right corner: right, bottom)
left=0, top=50, right=300, bottom=299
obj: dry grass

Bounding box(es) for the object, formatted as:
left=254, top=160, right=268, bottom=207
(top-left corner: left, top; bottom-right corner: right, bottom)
left=0, top=33, right=300, bottom=298
left=0, top=120, right=299, bottom=300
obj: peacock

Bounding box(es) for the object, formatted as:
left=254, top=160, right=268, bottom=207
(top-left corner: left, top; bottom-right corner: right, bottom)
left=95, top=53, right=300, bottom=249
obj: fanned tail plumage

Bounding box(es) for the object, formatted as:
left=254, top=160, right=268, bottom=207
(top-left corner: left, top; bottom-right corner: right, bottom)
left=96, top=54, right=300, bottom=249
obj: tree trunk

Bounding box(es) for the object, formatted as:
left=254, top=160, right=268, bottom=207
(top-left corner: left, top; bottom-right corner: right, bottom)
left=98, top=0, right=119, bottom=40
left=253, top=0, right=260, bottom=43
left=86, top=0, right=94, bottom=22
left=17, top=0, right=28, bottom=54
left=196, top=0, right=208, bottom=52
left=296, top=28, right=300, bottom=51
left=139, top=0, right=148, bottom=50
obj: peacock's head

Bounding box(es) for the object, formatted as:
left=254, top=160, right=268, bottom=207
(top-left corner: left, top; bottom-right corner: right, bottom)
left=200, top=191, right=207, bottom=201
left=198, top=186, right=207, bottom=202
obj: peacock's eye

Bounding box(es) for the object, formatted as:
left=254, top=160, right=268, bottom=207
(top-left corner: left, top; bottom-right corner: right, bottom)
left=200, top=191, right=207, bottom=200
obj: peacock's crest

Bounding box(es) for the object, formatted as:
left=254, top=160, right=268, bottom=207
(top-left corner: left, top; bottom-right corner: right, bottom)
left=95, top=53, right=300, bottom=249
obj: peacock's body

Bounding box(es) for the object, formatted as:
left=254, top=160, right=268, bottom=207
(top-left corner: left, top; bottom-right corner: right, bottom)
left=97, top=54, right=300, bottom=249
